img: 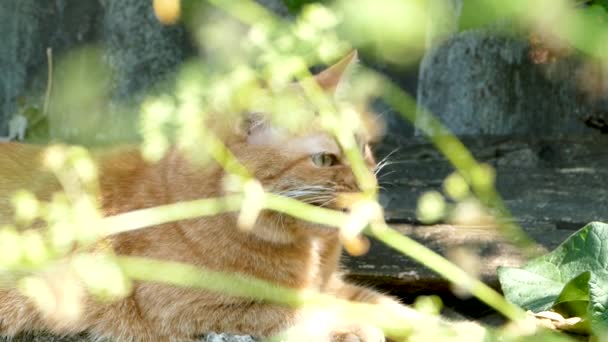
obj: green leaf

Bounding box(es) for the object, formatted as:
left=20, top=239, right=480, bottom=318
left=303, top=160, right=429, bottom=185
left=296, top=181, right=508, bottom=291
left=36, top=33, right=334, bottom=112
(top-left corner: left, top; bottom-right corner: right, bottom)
left=24, top=115, right=50, bottom=143
left=497, top=266, right=565, bottom=312
left=556, top=271, right=590, bottom=305
left=498, top=222, right=608, bottom=335
left=554, top=272, right=590, bottom=318
left=590, top=275, right=608, bottom=333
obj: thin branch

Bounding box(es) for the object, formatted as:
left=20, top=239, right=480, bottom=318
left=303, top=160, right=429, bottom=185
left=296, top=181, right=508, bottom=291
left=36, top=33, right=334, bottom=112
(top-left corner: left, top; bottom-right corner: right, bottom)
left=43, top=47, right=53, bottom=117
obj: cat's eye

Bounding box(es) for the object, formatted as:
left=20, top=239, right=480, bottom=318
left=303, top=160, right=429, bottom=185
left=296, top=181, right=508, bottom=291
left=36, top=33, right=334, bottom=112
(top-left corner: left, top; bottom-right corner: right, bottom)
left=311, top=153, right=339, bottom=167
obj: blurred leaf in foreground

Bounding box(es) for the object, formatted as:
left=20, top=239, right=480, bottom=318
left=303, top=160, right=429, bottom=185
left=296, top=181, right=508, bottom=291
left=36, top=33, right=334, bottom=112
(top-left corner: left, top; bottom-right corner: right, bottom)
left=335, top=0, right=428, bottom=65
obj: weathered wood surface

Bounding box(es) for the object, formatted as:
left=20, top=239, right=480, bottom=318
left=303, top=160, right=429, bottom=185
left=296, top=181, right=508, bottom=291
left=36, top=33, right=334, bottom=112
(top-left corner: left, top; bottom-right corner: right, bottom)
left=343, top=223, right=571, bottom=289
left=343, top=135, right=608, bottom=290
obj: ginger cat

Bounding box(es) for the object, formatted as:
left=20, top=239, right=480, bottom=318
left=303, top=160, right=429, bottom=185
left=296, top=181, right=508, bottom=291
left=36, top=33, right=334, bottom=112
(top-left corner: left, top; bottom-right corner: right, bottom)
left=0, top=52, right=410, bottom=342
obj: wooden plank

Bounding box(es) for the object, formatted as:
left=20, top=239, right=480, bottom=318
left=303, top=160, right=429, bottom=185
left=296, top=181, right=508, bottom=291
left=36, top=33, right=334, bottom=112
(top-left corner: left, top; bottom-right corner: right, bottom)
left=343, top=222, right=573, bottom=290
left=376, top=135, right=608, bottom=227
left=344, top=135, right=608, bottom=291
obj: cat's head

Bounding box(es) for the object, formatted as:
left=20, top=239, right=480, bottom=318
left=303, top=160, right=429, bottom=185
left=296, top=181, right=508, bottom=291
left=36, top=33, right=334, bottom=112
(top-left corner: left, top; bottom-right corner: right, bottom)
left=228, top=51, right=383, bottom=237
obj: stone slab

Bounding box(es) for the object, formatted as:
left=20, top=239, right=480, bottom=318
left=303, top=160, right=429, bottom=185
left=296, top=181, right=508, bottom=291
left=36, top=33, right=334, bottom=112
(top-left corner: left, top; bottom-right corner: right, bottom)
left=416, top=29, right=608, bottom=136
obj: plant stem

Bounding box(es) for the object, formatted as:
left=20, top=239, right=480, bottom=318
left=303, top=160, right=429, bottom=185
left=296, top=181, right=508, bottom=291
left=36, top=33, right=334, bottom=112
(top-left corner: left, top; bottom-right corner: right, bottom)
left=264, top=193, right=348, bottom=227
left=104, top=195, right=243, bottom=235
left=376, top=72, right=538, bottom=255
left=118, top=255, right=432, bottom=338
left=369, top=222, right=526, bottom=321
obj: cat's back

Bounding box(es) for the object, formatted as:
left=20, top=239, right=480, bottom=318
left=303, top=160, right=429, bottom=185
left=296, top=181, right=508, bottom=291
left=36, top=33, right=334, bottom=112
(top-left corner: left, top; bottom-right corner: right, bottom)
left=0, top=142, right=58, bottom=198
left=0, top=142, right=46, bottom=170
left=0, top=142, right=59, bottom=224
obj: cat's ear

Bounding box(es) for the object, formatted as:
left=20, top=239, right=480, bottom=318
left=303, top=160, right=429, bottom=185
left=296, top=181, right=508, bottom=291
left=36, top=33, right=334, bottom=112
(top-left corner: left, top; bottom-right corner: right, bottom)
left=313, top=50, right=358, bottom=93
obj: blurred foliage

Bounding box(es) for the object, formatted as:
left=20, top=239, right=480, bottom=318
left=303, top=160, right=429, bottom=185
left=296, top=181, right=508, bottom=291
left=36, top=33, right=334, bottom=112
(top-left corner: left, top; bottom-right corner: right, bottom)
left=49, top=47, right=113, bottom=144
left=582, top=0, right=608, bottom=11
left=3, top=0, right=608, bottom=340
left=282, top=0, right=326, bottom=14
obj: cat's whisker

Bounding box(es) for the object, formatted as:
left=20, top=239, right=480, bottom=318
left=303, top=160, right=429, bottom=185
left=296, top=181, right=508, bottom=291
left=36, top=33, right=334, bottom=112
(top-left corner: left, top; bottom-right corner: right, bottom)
left=318, top=198, right=336, bottom=208
left=378, top=181, right=397, bottom=189
left=373, top=161, right=388, bottom=176
left=282, top=193, right=333, bottom=202
left=299, top=195, right=336, bottom=206
left=282, top=184, right=333, bottom=192
left=375, top=148, right=399, bottom=167
left=377, top=170, right=396, bottom=180
left=373, top=147, right=400, bottom=176
left=382, top=147, right=401, bottom=161
left=277, top=188, right=331, bottom=199
left=374, top=160, right=397, bottom=176
left=276, top=185, right=337, bottom=201
left=376, top=158, right=390, bottom=170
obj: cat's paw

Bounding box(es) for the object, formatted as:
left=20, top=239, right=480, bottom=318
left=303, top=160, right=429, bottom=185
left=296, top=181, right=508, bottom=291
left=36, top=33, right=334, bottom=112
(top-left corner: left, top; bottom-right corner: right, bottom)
left=329, top=324, right=385, bottom=342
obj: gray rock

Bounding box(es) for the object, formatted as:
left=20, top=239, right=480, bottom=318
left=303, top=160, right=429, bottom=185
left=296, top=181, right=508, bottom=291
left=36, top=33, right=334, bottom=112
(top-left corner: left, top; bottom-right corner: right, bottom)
left=47, top=0, right=191, bottom=144
left=0, top=0, right=102, bottom=135
left=254, top=0, right=290, bottom=17
left=99, top=0, right=188, bottom=101
left=2, top=331, right=258, bottom=342
left=0, top=0, right=191, bottom=142
left=1, top=332, right=92, bottom=342
left=416, top=29, right=604, bottom=136
left=203, top=333, right=257, bottom=342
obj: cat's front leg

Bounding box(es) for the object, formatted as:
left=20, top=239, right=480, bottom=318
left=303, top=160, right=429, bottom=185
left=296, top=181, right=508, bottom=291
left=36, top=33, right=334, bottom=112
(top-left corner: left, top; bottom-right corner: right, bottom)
left=328, top=276, right=414, bottom=315
left=232, top=305, right=385, bottom=342
left=326, top=277, right=423, bottom=341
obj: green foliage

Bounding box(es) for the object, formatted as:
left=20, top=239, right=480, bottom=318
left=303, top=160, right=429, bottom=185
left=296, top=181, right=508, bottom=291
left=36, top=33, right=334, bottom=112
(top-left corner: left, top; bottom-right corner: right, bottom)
left=460, top=0, right=608, bottom=63
left=498, top=222, right=608, bottom=335
left=5, top=0, right=608, bottom=340
left=17, top=102, right=49, bottom=143
left=282, top=0, right=324, bottom=14
left=589, top=0, right=608, bottom=11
